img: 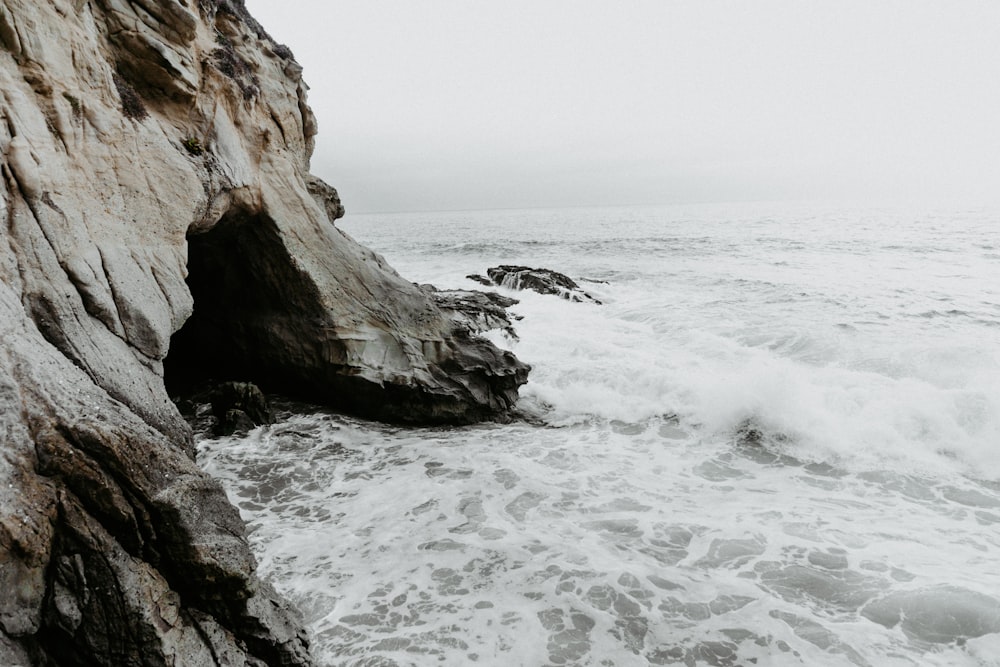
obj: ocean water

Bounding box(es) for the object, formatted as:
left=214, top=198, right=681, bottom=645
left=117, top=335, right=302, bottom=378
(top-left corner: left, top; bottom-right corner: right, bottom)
left=198, top=203, right=1000, bottom=666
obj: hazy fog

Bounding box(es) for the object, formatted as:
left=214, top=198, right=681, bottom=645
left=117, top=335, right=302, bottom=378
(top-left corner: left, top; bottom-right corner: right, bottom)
left=245, top=1, right=1000, bottom=213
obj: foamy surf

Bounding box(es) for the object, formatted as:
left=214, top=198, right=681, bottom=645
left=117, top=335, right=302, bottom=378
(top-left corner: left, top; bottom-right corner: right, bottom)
left=493, top=281, right=1000, bottom=480
left=199, top=203, right=1000, bottom=665
left=199, top=407, right=1000, bottom=666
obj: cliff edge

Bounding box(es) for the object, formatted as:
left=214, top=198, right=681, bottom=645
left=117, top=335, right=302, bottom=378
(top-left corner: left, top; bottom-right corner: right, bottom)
left=0, top=0, right=528, bottom=664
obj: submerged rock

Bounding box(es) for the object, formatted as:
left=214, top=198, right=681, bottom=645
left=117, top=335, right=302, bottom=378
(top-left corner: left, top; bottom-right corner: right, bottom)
left=469, top=265, right=602, bottom=303
left=0, top=0, right=527, bottom=664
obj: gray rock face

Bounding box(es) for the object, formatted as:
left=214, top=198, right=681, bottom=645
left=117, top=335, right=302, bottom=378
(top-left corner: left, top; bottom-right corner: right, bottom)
left=428, top=286, right=521, bottom=339
left=0, top=0, right=528, bottom=664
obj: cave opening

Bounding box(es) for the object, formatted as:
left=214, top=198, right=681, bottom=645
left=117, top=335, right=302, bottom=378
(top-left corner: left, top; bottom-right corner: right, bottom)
left=163, top=210, right=320, bottom=398
left=163, top=210, right=486, bottom=424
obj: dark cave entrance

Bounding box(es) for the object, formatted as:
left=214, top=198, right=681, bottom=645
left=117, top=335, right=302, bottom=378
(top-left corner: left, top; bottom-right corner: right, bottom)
left=163, top=210, right=481, bottom=424
left=163, top=210, right=320, bottom=397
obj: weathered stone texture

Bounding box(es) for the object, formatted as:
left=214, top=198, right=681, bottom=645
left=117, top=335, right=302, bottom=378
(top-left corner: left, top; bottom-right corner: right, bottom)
left=0, top=0, right=528, bottom=664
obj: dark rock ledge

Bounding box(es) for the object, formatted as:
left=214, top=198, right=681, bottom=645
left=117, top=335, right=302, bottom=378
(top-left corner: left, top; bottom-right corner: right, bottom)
left=0, top=0, right=528, bottom=664
left=469, top=265, right=603, bottom=303
left=425, top=285, right=523, bottom=339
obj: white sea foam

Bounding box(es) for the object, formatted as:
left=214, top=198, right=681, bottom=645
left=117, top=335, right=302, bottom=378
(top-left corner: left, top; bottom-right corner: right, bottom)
left=486, top=280, right=1000, bottom=478
left=199, top=203, right=1000, bottom=666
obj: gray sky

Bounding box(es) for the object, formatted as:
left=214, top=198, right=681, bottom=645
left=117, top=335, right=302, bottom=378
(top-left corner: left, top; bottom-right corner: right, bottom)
left=245, top=1, right=1000, bottom=213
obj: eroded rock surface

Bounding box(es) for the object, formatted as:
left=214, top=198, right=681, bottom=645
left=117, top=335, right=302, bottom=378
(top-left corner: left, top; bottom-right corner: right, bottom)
left=0, top=0, right=528, bottom=663
left=427, top=285, right=521, bottom=339
left=471, top=265, right=603, bottom=304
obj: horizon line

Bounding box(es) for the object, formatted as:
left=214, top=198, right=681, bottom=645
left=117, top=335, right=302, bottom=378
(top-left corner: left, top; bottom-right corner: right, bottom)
left=338, top=195, right=996, bottom=218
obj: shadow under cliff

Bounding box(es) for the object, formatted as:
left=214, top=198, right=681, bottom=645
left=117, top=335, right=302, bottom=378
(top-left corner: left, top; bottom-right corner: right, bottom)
left=164, top=208, right=316, bottom=394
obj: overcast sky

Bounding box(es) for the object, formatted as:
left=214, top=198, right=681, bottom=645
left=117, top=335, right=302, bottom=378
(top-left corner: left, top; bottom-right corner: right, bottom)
left=245, top=1, right=1000, bottom=213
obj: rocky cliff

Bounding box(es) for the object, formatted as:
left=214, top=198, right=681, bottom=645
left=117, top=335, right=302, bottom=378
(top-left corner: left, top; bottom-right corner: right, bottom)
left=0, top=0, right=528, bottom=664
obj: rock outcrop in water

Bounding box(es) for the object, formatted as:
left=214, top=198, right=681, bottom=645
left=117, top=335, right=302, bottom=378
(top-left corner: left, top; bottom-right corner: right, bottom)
left=470, top=265, right=602, bottom=304
left=210, top=381, right=274, bottom=436
left=0, top=0, right=528, bottom=663
left=426, top=285, right=522, bottom=339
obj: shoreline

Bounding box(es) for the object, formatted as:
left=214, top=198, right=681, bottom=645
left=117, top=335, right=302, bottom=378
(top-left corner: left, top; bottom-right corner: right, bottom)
left=0, top=1, right=528, bottom=663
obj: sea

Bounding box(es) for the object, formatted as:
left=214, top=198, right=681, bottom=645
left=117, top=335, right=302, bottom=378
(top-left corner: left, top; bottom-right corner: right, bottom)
left=196, top=202, right=1000, bottom=666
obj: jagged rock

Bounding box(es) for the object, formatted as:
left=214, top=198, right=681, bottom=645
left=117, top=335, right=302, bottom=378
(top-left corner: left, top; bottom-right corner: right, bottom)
left=735, top=419, right=766, bottom=446
left=427, top=286, right=521, bottom=339
left=478, top=265, right=602, bottom=303
left=0, top=285, right=308, bottom=666
left=0, top=0, right=529, bottom=664
left=210, top=381, right=272, bottom=435
left=465, top=273, right=494, bottom=287
left=306, top=174, right=345, bottom=223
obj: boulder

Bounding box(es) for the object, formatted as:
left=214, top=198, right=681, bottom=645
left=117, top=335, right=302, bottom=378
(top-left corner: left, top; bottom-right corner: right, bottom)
left=210, top=381, right=273, bottom=436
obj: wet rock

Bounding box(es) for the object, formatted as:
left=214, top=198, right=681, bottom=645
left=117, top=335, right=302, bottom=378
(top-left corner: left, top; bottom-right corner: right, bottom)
left=732, top=419, right=799, bottom=466
left=465, top=274, right=494, bottom=287
left=472, top=265, right=602, bottom=303
left=735, top=420, right=766, bottom=446
left=428, top=286, right=521, bottom=338
left=210, top=381, right=273, bottom=435
left=217, top=409, right=255, bottom=435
